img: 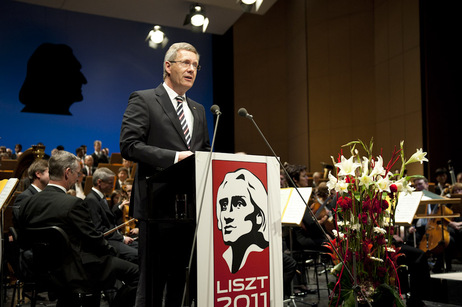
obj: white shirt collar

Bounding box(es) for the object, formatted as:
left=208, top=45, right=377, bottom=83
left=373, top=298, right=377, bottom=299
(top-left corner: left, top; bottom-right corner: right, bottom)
left=163, top=82, right=186, bottom=105
left=30, top=183, right=42, bottom=192
left=48, top=183, right=67, bottom=193
left=92, top=187, right=105, bottom=199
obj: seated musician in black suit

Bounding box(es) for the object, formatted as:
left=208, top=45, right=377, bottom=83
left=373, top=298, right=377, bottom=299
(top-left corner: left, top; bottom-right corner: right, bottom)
left=85, top=167, right=138, bottom=264
left=12, top=159, right=49, bottom=226
left=18, top=151, right=139, bottom=306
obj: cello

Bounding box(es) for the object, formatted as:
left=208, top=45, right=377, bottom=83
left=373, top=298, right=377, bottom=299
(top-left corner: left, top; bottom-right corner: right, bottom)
left=418, top=204, right=453, bottom=254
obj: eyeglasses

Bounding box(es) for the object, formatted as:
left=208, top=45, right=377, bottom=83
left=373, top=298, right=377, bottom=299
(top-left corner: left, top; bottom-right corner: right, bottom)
left=169, top=60, right=201, bottom=71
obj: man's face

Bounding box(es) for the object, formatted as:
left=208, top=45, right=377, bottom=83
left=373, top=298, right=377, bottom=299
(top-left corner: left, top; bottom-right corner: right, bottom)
left=66, top=163, right=81, bottom=189
left=99, top=176, right=115, bottom=195
left=217, top=179, right=255, bottom=244
left=85, top=156, right=93, bottom=167
left=118, top=171, right=128, bottom=182
left=37, top=168, right=50, bottom=187
left=414, top=179, right=428, bottom=191
left=165, top=49, right=198, bottom=95
left=94, top=142, right=101, bottom=152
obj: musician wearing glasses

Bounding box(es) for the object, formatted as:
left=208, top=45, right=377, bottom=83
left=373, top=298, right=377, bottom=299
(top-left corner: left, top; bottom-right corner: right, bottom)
left=120, top=42, right=210, bottom=307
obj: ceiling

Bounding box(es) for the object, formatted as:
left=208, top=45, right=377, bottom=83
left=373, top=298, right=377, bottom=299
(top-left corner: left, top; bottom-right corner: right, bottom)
left=16, top=0, right=278, bottom=35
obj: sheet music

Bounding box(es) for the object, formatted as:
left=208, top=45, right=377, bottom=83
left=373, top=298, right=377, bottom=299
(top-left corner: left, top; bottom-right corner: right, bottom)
left=0, top=178, right=19, bottom=210
left=280, top=187, right=312, bottom=225
left=395, top=191, right=423, bottom=224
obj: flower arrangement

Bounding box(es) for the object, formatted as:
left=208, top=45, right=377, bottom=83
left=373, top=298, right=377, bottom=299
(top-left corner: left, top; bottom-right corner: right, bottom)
left=324, top=139, right=428, bottom=306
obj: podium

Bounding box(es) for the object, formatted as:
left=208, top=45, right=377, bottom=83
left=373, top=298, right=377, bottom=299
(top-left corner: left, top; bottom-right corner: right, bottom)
left=145, top=152, right=283, bottom=306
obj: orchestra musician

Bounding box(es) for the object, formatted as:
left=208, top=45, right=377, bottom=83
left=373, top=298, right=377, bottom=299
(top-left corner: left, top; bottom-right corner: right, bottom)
left=408, top=177, right=456, bottom=272
left=84, top=167, right=138, bottom=264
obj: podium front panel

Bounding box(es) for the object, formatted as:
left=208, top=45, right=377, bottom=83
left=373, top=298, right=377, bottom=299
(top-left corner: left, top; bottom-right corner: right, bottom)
left=195, top=152, right=283, bottom=307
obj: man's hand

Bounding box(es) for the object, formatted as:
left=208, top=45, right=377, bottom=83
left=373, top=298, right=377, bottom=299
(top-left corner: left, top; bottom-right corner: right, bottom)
left=178, top=151, right=193, bottom=162
left=123, top=236, right=135, bottom=245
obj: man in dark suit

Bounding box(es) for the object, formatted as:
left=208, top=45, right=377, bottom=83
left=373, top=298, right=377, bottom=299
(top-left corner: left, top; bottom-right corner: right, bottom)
left=85, top=167, right=138, bottom=264
left=120, top=42, right=210, bottom=307
left=91, top=140, right=109, bottom=167
left=13, top=159, right=49, bottom=227
left=18, top=151, right=139, bottom=306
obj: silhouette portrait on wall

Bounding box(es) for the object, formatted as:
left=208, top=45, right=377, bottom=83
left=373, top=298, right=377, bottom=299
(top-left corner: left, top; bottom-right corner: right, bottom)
left=216, top=168, right=269, bottom=273
left=19, top=43, right=87, bottom=115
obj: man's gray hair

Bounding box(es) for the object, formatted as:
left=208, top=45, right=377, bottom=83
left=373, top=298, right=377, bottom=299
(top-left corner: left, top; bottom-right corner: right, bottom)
left=93, top=167, right=115, bottom=185
left=163, top=42, right=199, bottom=80
left=48, top=151, right=80, bottom=181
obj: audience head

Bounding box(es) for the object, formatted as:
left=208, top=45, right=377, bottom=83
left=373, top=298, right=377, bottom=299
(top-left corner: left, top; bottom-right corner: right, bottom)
left=118, top=167, right=129, bottom=183
left=94, top=140, right=102, bottom=152
left=284, top=163, right=309, bottom=187
left=435, top=168, right=448, bottom=184
left=312, top=171, right=323, bottom=187
left=451, top=183, right=462, bottom=195
left=27, top=159, right=49, bottom=189
left=413, top=177, right=429, bottom=191
left=48, top=151, right=81, bottom=190
left=93, top=167, right=115, bottom=195
left=15, top=144, right=22, bottom=154
left=84, top=155, right=94, bottom=167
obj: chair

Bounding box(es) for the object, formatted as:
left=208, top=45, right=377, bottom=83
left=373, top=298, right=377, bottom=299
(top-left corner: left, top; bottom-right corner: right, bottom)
left=20, top=226, right=101, bottom=307
left=7, top=227, right=48, bottom=307
left=109, top=153, right=123, bottom=164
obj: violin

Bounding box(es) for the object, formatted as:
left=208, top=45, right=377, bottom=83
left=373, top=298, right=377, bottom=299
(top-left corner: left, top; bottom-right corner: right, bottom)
left=120, top=187, right=137, bottom=236
left=310, top=197, right=335, bottom=237
left=419, top=204, right=453, bottom=254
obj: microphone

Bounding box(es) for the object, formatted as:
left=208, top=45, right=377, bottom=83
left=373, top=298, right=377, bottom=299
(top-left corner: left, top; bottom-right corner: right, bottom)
left=210, top=104, right=222, bottom=115
left=238, top=107, right=253, bottom=119
left=182, top=104, right=222, bottom=307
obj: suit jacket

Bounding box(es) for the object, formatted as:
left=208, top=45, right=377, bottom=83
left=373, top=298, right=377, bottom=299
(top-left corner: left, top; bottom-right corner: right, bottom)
left=84, top=190, right=124, bottom=242
left=120, top=84, right=210, bottom=218
left=18, top=185, right=115, bottom=288
left=91, top=152, right=109, bottom=167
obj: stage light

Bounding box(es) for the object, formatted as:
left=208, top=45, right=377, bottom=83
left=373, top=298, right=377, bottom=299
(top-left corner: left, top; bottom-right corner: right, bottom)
left=146, top=25, right=168, bottom=49
left=239, top=0, right=263, bottom=12
left=184, top=4, right=209, bottom=32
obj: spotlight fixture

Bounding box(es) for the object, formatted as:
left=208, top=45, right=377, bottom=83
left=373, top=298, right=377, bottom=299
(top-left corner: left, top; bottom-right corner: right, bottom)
left=184, top=4, right=209, bottom=33
left=238, top=0, right=263, bottom=12
left=145, top=25, right=168, bottom=49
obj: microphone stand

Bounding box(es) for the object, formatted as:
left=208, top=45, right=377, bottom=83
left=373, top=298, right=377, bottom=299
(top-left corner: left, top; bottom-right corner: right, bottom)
left=181, top=106, right=222, bottom=307
left=238, top=108, right=371, bottom=307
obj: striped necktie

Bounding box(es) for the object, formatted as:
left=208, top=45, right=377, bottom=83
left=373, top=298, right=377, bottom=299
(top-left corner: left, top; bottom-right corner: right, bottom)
left=175, top=96, right=191, bottom=148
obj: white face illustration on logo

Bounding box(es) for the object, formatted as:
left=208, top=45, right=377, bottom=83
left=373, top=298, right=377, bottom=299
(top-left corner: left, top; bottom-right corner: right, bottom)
left=216, top=169, right=268, bottom=245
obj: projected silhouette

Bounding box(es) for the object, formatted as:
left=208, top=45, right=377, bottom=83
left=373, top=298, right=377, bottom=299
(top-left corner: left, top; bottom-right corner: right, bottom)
left=216, top=169, right=269, bottom=273
left=19, top=43, right=87, bottom=115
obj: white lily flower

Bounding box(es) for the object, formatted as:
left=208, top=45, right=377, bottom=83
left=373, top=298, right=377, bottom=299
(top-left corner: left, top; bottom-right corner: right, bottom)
left=375, top=175, right=391, bottom=192
left=336, top=179, right=349, bottom=193
left=327, top=171, right=338, bottom=191
left=369, top=156, right=386, bottom=177
left=373, top=227, right=387, bottom=234
left=406, top=148, right=429, bottom=165
left=335, top=155, right=361, bottom=176
left=358, top=172, right=374, bottom=188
